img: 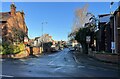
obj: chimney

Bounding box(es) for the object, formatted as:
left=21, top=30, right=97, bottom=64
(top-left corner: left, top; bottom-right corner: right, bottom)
left=21, top=10, right=25, bottom=18
left=10, top=3, right=16, bottom=16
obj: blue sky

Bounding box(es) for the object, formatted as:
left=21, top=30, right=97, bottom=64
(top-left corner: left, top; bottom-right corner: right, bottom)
left=1, top=2, right=118, bottom=41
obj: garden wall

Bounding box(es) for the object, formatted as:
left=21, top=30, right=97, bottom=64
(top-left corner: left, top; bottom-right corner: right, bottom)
left=0, top=46, right=30, bottom=59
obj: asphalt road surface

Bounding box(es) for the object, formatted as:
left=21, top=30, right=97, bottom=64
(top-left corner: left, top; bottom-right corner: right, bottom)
left=0, top=48, right=118, bottom=78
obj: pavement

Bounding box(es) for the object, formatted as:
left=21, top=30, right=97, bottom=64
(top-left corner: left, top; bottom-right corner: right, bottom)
left=72, top=51, right=119, bottom=70
left=0, top=48, right=119, bottom=78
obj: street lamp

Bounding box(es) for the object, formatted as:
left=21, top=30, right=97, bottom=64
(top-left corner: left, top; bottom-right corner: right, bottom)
left=41, top=22, right=47, bottom=53
left=110, top=2, right=116, bottom=53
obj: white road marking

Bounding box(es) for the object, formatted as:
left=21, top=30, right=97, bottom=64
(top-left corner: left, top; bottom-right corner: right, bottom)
left=48, top=63, right=83, bottom=68
left=48, top=51, right=64, bottom=65
left=73, top=55, right=82, bottom=64
left=0, top=59, right=2, bottom=61
left=19, top=59, right=26, bottom=61
left=73, top=55, right=80, bottom=64
left=54, top=67, right=62, bottom=71
left=48, top=49, right=85, bottom=68
left=77, top=65, right=85, bottom=68
left=0, top=75, right=14, bottom=77
left=48, top=60, right=54, bottom=65
left=48, top=53, right=59, bottom=57
left=0, top=59, right=5, bottom=62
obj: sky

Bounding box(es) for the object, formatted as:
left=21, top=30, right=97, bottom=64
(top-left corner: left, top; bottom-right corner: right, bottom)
left=1, top=2, right=119, bottom=41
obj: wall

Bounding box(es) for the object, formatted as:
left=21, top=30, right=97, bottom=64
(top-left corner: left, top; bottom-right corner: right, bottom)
left=0, top=46, right=30, bottom=59
left=30, top=47, right=43, bottom=55
left=88, top=51, right=119, bottom=64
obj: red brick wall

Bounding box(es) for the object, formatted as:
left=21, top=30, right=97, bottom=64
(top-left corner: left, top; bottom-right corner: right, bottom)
left=32, top=47, right=42, bottom=55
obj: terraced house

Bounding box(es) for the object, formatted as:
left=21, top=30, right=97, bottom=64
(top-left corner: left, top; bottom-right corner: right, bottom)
left=0, top=3, right=28, bottom=44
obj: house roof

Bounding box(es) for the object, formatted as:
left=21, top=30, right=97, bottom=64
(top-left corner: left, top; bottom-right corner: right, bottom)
left=98, top=14, right=111, bottom=23
left=114, top=6, right=120, bottom=15
left=0, top=12, right=11, bottom=22
left=0, top=11, right=24, bottom=22
left=98, top=14, right=110, bottom=17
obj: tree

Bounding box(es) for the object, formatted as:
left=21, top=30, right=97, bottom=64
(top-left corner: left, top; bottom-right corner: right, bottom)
left=74, top=13, right=97, bottom=54
left=75, top=27, right=90, bottom=54
left=69, top=4, right=98, bottom=54
left=69, top=4, right=93, bottom=41
left=75, top=16, right=97, bottom=53
left=11, top=27, right=26, bottom=44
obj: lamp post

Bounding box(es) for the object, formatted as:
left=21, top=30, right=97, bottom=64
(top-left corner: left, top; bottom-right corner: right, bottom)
left=41, top=22, right=47, bottom=53
left=110, top=2, right=116, bottom=53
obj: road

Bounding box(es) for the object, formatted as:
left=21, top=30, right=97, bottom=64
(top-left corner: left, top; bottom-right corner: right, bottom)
left=0, top=48, right=118, bottom=77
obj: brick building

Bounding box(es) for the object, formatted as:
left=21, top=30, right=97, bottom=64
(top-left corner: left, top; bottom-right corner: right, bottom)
left=96, top=6, right=120, bottom=54
left=0, top=3, right=28, bottom=43
left=96, top=14, right=111, bottom=52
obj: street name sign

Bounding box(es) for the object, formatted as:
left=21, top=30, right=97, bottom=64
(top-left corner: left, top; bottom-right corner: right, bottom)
left=111, top=42, right=115, bottom=50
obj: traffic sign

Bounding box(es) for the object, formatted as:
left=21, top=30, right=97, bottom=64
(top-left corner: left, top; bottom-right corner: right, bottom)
left=86, top=36, right=90, bottom=43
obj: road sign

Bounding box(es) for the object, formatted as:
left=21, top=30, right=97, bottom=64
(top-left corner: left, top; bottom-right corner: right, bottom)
left=24, top=37, right=28, bottom=44
left=86, top=36, right=90, bottom=43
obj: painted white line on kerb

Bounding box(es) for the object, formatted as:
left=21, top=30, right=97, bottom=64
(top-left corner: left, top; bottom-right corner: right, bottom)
left=73, top=55, right=80, bottom=64
left=0, top=75, right=14, bottom=77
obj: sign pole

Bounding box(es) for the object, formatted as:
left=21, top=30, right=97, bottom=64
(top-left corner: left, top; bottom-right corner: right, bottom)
left=86, top=36, right=91, bottom=54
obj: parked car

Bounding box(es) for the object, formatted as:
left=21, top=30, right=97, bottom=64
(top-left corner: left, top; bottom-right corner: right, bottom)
left=68, top=45, right=75, bottom=51
left=59, top=45, right=64, bottom=50
left=51, top=44, right=59, bottom=52
left=74, top=44, right=82, bottom=52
